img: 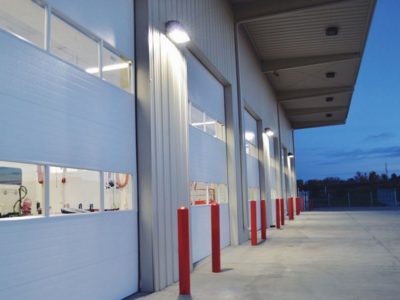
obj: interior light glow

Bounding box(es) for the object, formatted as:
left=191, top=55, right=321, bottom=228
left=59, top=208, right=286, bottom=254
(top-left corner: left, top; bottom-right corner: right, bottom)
left=245, top=131, right=255, bottom=141
left=166, top=20, right=190, bottom=44
left=86, top=62, right=130, bottom=74
left=50, top=167, right=78, bottom=173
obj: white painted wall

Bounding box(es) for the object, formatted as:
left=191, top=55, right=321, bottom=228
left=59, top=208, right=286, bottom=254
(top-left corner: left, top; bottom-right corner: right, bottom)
left=0, top=211, right=138, bottom=300
left=47, top=0, right=134, bottom=58
left=191, top=203, right=230, bottom=263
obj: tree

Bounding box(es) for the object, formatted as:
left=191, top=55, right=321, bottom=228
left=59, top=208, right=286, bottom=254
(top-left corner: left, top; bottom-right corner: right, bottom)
left=354, top=171, right=368, bottom=183
left=368, top=171, right=380, bottom=183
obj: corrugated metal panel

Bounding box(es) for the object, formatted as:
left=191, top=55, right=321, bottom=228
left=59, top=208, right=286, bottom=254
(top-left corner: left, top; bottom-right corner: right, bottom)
left=244, top=0, right=372, bottom=60
left=146, top=0, right=240, bottom=290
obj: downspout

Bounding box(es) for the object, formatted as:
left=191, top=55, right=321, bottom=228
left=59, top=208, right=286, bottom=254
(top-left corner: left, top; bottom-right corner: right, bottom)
left=233, top=22, right=248, bottom=232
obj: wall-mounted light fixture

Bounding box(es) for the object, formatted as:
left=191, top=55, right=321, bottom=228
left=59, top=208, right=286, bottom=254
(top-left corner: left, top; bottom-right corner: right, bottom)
left=166, top=20, right=190, bottom=44
left=288, top=152, right=294, bottom=158
left=264, top=128, right=274, bottom=137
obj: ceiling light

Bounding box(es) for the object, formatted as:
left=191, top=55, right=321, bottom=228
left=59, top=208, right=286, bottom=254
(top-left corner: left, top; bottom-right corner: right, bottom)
left=288, top=152, right=294, bottom=158
left=264, top=128, right=274, bottom=137
left=326, top=72, right=336, bottom=78
left=326, top=113, right=333, bottom=118
left=326, top=26, right=339, bottom=36
left=86, top=62, right=130, bottom=74
left=166, top=20, right=190, bottom=44
left=326, top=97, right=334, bottom=102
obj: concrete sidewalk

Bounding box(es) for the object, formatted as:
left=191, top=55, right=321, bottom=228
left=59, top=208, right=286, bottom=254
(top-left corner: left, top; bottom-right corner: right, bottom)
left=134, top=210, right=400, bottom=300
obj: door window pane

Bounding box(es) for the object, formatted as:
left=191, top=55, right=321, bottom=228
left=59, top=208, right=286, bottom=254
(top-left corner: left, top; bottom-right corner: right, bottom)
left=104, top=172, right=133, bottom=211
left=51, top=15, right=99, bottom=72
left=0, top=161, right=44, bottom=219
left=0, top=0, right=45, bottom=48
left=190, top=181, right=228, bottom=205
left=49, top=167, right=100, bottom=215
left=102, top=47, right=132, bottom=92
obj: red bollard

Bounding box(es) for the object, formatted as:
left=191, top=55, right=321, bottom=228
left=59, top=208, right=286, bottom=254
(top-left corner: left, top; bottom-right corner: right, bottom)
left=260, top=199, right=267, bottom=240
left=250, top=200, right=257, bottom=245
left=288, top=197, right=294, bottom=220
left=177, top=207, right=190, bottom=295
left=211, top=203, right=221, bottom=273
left=275, top=199, right=281, bottom=229
left=296, top=198, right=301, bottom=215
left=280, top=198, right=285, bottom=226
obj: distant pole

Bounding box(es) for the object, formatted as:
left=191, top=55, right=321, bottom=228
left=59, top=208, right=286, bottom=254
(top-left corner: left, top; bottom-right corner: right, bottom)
left=385, top=162, right=388, bottom=177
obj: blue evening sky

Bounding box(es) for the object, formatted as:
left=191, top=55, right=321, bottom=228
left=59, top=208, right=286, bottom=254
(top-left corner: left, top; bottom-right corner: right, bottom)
left=295, top=0, right=400, bottom=180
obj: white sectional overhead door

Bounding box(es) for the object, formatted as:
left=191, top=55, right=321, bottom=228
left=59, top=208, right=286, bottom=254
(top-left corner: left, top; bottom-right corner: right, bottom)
left=187, top=54, right=230, bottom=263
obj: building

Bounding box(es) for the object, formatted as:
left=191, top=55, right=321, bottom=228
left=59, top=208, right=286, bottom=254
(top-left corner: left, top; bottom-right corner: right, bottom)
left=0, top=0, right=375, bottom=299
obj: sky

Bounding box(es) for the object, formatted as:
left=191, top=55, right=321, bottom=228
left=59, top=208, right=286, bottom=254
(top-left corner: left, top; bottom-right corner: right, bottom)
left=295, top=0, right=400, bottom=181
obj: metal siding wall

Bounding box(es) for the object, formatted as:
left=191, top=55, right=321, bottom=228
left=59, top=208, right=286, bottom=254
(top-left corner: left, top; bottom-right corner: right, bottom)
left=146, top=0, right=241, bottom=290
left=237, top=28, right=292, bottom=216
left=147, top=25, right=189, bottom=291
left=0, top=30, right=135, bottom=173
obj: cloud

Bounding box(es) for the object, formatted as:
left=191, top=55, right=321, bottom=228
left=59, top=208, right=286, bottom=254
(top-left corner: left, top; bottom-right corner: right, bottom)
left=320, top=145, right=400, bottom=165
left=363, top=132, right=396, bottom=142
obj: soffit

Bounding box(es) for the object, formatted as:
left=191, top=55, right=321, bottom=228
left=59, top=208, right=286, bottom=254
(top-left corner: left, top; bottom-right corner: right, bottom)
left=232, top=0, right=376, bottom=129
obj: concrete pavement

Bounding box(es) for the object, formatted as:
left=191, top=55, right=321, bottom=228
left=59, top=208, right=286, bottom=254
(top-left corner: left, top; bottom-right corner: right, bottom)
left=133, top=209, right=400, bottom=300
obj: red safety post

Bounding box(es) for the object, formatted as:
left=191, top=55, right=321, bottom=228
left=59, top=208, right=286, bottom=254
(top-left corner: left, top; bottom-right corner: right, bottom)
left=211, top=203, right=221, bottom=273
left=288, top=197, right=294, bottom=220
left=280, top=198, right=285, bottom=226
left=296, top=197, right=301, bottom=215
left=177, top=207, right=190, bottom=295
left=250, top=200, right=257, bottom=245
left=260, top=199, right=267, bottom=240
left=275, top=199, right=281, bottom=229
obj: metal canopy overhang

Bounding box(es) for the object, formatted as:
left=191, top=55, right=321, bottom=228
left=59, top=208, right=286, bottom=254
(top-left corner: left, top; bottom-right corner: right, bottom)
left=231, top=0, right=376, bottom=129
